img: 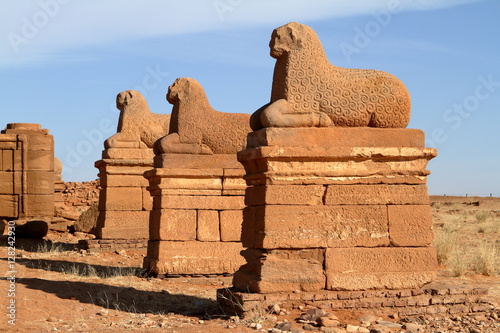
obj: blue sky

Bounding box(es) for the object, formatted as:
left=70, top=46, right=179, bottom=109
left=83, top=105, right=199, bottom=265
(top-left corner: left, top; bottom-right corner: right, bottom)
left=1, top=0, right=499, bottom=196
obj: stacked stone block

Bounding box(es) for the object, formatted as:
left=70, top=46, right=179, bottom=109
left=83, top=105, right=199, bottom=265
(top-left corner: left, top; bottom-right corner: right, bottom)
left=232, top=127, right=438, bottom=294
left=0, top=123, right=54, bottom=222
left=95, top=152, right=153, bottom=239
left=143, top=154, right=246, bottom=275
left=95, top=89, right=170, bottom=240
left=142, top=77, right=251, bottom=276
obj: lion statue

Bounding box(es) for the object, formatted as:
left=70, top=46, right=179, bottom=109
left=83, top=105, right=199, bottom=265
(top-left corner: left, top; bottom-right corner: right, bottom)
left=154, top=78, right=251, bottom=155
left=104, top=90, right=170, bottom=149
left=251, top=22, right=411, bottom=130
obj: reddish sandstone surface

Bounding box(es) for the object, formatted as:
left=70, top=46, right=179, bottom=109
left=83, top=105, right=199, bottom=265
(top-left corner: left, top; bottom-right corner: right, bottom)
left=1, top=196, right=498, bottom=332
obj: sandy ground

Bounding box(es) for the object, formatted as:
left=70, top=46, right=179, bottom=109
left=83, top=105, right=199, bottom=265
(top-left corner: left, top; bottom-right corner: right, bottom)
left=0, top=196, right=499, bottom=332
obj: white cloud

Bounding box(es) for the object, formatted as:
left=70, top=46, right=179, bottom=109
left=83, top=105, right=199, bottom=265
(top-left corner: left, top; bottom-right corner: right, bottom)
left=0, top=0, right=486, bottom=67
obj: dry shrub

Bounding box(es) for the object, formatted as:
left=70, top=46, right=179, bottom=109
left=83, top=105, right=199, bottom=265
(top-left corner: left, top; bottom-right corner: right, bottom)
left=448, top=249, right=468, bottom=277
left=473, top=243, right=498, bottom=276
left=433, top=229, right=460, bottom=266
left=475, top=211, right=489, bottom=223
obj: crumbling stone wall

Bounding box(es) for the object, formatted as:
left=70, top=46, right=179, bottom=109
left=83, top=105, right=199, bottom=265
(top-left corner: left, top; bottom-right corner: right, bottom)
left=0, top=123, right=55, bottom=223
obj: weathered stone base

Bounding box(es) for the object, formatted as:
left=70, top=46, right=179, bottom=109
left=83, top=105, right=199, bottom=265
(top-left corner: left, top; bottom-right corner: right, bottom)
left=143, top=240, right=245, bottom=276
left=218, top=283, right=494, bottom=318
left=143, top=153, right=247, bottom=276
left=95, top=154, right=154, bottom=240
left=78, top=238, right=147, bottom=251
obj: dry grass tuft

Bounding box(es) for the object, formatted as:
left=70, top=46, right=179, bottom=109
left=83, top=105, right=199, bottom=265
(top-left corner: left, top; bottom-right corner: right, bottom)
left=473, top=243, right=498, bottom=276
left=475, top=211, right=489, bottom=223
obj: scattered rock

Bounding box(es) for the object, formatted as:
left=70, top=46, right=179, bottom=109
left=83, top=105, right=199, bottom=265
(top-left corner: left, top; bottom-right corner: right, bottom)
left=299, top=308, right=329, bottom=322
left=375, top=320, right=402, bottom=329
left=346, top=324, right=360, bottom=333
left=320, top=327, right=346, bottom=333
left=275, top=321, right=293, bottom=331
left=317, top=316, right=340, bottom=327
left=369, top=325, right=391, bottom=333
left=73, top=203, right=98, bottom=233
left=358, top=315, right=381, bottom=323
left=249, top=322, right=262, bottom=330
left=402, top=322, right=421, bottom=331
left=303, top=323, right=317, bottom=331
left=270, top=304, right=281, bottom=314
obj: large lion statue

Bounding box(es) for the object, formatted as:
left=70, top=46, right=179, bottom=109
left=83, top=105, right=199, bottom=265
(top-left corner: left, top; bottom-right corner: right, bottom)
left=251, top=22, right=411, bottom=130
left=104, top=90, right=170, bottom=149
left=154, top=78, right=251, bottom=155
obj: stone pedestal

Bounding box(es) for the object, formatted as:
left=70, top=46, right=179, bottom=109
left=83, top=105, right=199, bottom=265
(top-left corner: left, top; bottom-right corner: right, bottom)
left=221, top=127, right=438, bottom=313
left=143, top=153, right=246, bottom=276
left=0, top=123, right=55, bottom=221
left=95, top=148, right=154, bottom=239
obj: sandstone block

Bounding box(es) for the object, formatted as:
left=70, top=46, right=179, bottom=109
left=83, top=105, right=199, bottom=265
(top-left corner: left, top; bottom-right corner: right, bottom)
left=24, top=194, right=54, bottom=216
left=99, top=226, right=149, bottom=239
left=2, top=149, right=14, bottom=171
left=23, top=133, right=53, bottom=151
left=102, top=148, right=155, bottom=160
left=247, top=128, right=425, bottom=149
left=0, top=172, right=14, bottom=193
left=233, top=249, right=326, bottom=293
left=220, top=210, right=243, bottom=242
left=197, top=210, right=220, bottom=241
left=326, top=272, right=436, bottom=291
left=388, top=205, right=434, bottom=246
left=325, top=247, right=437, bottom=289
left=149, top=209, right=196, bottom=241
left=222, top=168, right=246, bottom=195
left=98, top=187, right=143, bottom=211
left=26, top=171, right=54, bottom=195
left=245, top=185, right=325, bottom=206
left=241, top=205, right=389, bottom=249
left=325, top=247, right=437, bottom=274
left=144, top=240, right=245, bottom=275
left=0, top=194, right=18, bottom=218
left=154, top=153, right=242, bottom=169
left=98, top=173, right=150, bottom=188
left=145, top=169, right=224, bottom=193
left=26, top=150, right=53, bottom=171
left=152, top=194, right=244, bottom=210
left=325, top=185, right=429, bottom=205
left=238, top=146, right=436, bottom=186
left=96, top=210, right=149, bottom=239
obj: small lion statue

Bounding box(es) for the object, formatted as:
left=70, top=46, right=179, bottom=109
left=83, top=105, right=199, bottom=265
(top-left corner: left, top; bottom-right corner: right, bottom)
left=251, top=22, right=411, bottom=130
left=154, top=78, right=251, bottom=155
left=104, top=90, right=170, bottom=149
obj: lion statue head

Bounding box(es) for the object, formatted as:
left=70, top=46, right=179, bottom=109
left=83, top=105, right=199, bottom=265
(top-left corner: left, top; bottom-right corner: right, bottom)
left=269, top=22, right=321, bottom=59
left=167, top=77, right=205, bottom=104
left=116, top=90, right=147, bottom=112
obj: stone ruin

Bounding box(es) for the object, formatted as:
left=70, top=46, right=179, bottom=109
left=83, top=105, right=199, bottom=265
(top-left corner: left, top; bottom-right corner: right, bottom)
left=216, top=21, right=453, bottom=316
left=0, top=123, right=55, bottom=237
left=143, top=77, right=249, bottom=276
left=94, top=90, right=170, bottom=242
left=80, top=21, right=492, bottom=316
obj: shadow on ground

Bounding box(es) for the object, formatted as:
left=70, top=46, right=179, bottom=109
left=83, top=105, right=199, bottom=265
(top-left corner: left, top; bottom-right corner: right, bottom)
left=0, top=236, right=78, bottom=252
left=9, top=257, right=145, bottom=278
left=14, top=277, right=220, bottom=316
